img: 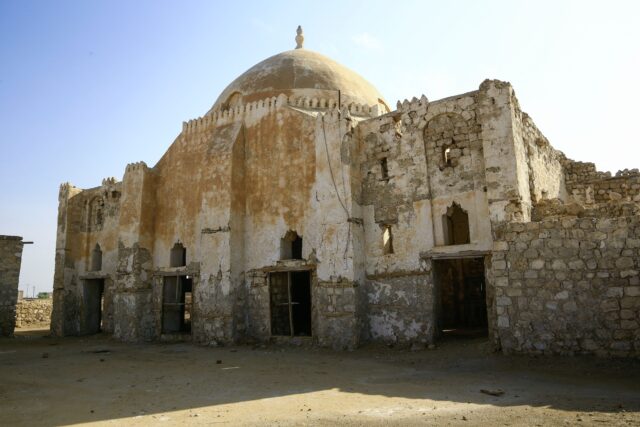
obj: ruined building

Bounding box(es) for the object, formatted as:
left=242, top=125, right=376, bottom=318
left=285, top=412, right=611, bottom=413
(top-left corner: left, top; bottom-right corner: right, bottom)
left=0, top=235, right=26, bottom=336
left=51, top=28, right=640, bottom=356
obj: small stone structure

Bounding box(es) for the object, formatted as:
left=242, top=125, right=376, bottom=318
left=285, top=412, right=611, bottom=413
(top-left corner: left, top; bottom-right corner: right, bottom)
left=15, top=299, right=52, bottom=328
left=50, top=28, right=639, bottom=356
left=0, top=235, right=25, bottom=336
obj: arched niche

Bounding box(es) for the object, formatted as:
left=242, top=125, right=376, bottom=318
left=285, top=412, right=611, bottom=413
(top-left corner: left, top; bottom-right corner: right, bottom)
left=280, top=230, right=303, bottom=260
left=91, top=244, right=102, bottom=271
left=170, top=242, right=187, bottom=267
left=442, top=202, right=470, bottom=245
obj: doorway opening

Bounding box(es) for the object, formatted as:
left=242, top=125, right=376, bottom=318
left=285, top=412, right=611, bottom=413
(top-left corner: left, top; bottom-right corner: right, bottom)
left=434, top=257, right=487, bottom=339
left=83, top=279, right=104, bottom=334
left=162, top=275, right=193, bottom=334
left=269, top=270, right=312, bottom=337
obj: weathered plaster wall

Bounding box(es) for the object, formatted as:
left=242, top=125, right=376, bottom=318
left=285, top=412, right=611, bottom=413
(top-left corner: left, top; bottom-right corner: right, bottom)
left=476, top=80, right=529, bottom=224
left=513, top=109, right=567, bottom=204
left=353, top=81, right=519, bottom=345
left=51, top=70, right=640, bottom=359
left=0, top=236, right=24, bottom=336
left=153, top=120, right=241, bottom=344
left=491, top=203, right=640, bottom=356
left=50, top=179, right=122, bottom=337
left=15, top=298, right=52, bottom=328
left=307, top=108, right=367, bottom=349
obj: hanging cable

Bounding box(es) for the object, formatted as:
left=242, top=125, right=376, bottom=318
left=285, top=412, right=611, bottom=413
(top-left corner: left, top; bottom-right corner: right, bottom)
left=321, top=114, right=350, bottom=218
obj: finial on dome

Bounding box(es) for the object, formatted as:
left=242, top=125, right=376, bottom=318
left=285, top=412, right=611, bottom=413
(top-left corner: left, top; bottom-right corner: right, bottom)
left=295, top=25, right=304, bottom=49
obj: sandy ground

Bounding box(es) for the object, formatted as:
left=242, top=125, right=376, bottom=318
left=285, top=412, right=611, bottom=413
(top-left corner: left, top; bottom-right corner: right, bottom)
left=0, top=327, right=639, bottom=426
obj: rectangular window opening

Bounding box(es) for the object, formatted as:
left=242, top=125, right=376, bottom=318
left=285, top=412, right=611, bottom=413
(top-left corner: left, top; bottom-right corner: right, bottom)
left=383, top=225, right=394, bottom=254
left=380, top=157, right=389, bottom=180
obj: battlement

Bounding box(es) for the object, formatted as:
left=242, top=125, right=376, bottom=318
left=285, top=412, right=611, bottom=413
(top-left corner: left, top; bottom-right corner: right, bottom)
left=124, top=161, right=149, bottom=173
left=181, top=93, right=382, bottom=134
left=101, top=177, right=119, bottom=186
left=395, top=95, right=429, bottom=112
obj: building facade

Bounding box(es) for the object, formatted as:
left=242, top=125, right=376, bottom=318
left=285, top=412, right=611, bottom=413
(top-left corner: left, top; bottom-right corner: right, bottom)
left=51, top=29, right=640, bottom=356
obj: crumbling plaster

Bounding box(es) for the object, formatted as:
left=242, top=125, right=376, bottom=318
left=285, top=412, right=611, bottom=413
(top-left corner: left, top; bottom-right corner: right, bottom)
left=50, top=45, right=640, bottom=357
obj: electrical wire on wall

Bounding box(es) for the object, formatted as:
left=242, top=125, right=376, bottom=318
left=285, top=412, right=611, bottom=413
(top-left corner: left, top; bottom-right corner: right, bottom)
left=321, top=111, right=354, bottom=261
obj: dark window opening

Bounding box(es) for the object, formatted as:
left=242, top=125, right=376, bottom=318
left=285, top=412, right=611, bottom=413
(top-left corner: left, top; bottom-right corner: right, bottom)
left=91, top=244, right=102, bottom=271
left=170, top=242, right=187, bottom=267
left=280, top=230, right=303, bottom=260
left=443, top=203, right=470, bottom=245
left=434, top=257, right=487, bottom=340
left=383, top=225, right=394, bottom=254
left=95, top=207, right=103, bottom=226
left=83, top=279, right=104, bottom=334
left=269, top=271, right=312, bottom=337
left=380, top=157, right=389, bottom=180
left=162, top=275, right=193, bottom=334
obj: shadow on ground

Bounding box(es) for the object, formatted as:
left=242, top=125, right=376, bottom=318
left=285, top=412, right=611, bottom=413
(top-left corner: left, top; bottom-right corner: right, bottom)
left=0, top=327, right=639, bottom=425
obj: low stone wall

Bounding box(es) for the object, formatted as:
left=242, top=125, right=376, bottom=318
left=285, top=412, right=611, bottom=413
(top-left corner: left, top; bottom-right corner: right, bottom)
left=491, top=212, right=640, bottom=357
left=15, top=299, right=52, bottom=328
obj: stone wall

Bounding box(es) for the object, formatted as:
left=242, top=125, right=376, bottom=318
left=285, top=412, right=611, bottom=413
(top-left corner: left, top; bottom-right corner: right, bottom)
left=564, top=160, right=640, bottom=204
left=491, top=205, right=640, bottom=356
left=15, top=299, right=52, bottom=327
left=0, top=236, right=24, bottom=336
left=516, top=112, right=567, bottom=204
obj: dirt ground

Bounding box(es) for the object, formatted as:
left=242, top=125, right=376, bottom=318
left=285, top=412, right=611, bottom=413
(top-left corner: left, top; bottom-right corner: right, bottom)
left=1, top=327, right=639, bottom=426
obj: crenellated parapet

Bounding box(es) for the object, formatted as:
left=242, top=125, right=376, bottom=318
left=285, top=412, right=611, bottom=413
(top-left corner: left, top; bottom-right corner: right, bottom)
left=395, top=95, right=429, bottom=113
left=181, top=93, right=383, bottom=134
left=58, top=182, right=79, bottom=200
left=124, top=161, right=149, bottom=173
left=101, top=177, right=118, bottom=187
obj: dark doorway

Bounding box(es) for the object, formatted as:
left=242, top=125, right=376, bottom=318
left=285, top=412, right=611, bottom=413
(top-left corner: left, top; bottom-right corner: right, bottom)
left=290, top=271, right=312, bottom=336
left=434, top=257, right=487, bottom=339
left=162, top=275, right=193, bottom=334
left=83, top=279, right=104, bottom=334
left=269, top=271, right=312, bottom=337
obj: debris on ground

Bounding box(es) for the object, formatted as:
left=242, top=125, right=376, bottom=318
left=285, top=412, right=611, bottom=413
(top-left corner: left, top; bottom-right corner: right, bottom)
left=480, top=389, right=505, bottom=396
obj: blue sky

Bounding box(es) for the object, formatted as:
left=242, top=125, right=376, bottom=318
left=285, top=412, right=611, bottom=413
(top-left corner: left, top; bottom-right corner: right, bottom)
left=1, top=0, right=639, bottom=294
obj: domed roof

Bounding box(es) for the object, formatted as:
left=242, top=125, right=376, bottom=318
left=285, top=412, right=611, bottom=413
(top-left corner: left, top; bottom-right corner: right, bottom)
left=210, top=35, right=386, bottom=112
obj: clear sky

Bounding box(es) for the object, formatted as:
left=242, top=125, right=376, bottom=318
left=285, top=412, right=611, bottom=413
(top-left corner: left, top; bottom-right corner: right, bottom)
left=1, top=0, right=639, bottom=294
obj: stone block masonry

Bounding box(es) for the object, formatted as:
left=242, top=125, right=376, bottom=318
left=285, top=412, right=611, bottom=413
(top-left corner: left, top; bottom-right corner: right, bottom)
left=491, top=207, right=640, bottom=357
left=15, top=299, right=52, bottom=328
left=0, top=236, right=25, bottom=336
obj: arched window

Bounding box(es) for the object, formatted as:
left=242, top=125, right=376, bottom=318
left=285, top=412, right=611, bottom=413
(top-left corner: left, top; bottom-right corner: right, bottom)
left=170, top=242, right=187, bottom=267
left=443, top=203, right=470, bottom=245
left=280, top=230, right=303, bottom=260
left=91, top=244, right=102, bottom=271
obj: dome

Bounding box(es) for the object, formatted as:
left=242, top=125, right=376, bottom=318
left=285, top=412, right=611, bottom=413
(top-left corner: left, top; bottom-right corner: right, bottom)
left=210, top=42, right=387, bottom=112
